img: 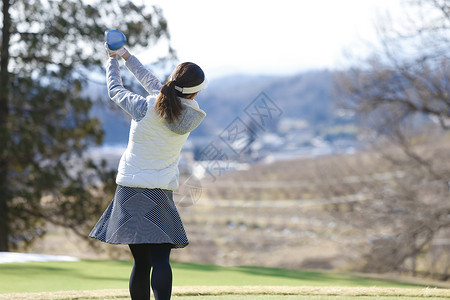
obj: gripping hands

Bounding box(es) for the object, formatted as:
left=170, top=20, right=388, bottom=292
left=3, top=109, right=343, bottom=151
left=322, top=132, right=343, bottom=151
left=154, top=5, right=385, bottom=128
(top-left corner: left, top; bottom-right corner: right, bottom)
left=105, top=43, right=127, bottom=58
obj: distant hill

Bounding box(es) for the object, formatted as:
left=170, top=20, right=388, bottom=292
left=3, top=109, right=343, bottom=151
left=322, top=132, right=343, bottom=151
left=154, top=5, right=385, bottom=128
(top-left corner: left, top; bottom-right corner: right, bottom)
left=193, top=70, right=336, bottom=137
left=88, top=69, right=339, bottom=145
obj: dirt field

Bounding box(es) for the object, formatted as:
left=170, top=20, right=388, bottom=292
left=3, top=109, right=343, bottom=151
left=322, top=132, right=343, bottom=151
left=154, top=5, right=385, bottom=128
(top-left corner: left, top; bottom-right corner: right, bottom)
left=1, top=286, right=449, bottom=300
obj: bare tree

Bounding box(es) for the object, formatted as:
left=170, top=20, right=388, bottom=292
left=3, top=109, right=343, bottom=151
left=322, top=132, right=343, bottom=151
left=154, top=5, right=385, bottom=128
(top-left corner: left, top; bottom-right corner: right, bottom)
left=334, top=0, right=450, bottom=279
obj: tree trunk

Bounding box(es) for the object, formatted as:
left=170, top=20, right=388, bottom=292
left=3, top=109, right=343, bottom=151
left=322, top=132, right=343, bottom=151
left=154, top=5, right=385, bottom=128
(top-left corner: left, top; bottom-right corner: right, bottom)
left=0, top=0, right=12, bottom=252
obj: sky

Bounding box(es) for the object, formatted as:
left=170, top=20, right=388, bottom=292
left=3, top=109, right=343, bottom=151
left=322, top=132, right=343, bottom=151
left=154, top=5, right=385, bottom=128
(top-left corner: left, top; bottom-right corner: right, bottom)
left=137, top=0, right=403, bottom=79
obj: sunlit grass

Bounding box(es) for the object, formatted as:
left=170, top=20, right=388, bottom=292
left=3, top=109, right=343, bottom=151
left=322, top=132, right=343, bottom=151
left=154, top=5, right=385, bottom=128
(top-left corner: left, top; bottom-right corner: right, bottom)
left=0, top=260, right=435, bottom=294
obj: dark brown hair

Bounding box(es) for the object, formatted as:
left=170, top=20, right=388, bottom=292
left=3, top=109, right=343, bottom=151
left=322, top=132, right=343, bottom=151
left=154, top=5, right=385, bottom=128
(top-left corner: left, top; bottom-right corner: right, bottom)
left=155, top=62, right=205, bottom=123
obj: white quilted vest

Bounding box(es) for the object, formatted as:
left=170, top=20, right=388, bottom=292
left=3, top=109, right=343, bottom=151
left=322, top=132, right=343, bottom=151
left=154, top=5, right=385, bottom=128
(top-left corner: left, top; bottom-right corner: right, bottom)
left=115, top=98, right=202, bottom=190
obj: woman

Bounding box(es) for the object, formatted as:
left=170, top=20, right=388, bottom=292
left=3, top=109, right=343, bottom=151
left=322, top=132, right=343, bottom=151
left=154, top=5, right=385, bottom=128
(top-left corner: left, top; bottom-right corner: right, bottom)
left=89, top=44, right=207, bottom=300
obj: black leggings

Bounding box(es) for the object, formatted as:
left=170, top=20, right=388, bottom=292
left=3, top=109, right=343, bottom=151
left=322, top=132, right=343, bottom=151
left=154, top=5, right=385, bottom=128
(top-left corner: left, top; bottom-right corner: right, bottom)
left=128, top=243, right=172, bottom=300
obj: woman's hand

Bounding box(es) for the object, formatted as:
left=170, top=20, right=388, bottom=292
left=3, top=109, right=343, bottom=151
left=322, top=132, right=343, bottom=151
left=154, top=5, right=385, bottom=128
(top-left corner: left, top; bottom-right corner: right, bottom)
left=105, top=43, right=130, bottom=60
left=121, top=49, right=131, bottom=61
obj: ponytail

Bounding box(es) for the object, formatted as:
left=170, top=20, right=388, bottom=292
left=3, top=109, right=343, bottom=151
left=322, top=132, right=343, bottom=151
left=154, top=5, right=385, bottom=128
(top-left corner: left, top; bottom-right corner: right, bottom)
left=155, top=80, right=183, bottom=123
left=155, top=62, right=205, bottom=124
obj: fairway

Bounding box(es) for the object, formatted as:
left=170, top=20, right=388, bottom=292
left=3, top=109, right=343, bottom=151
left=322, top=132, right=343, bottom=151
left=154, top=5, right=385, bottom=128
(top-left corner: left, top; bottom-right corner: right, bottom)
left=0, top=260, right=449, bottom=299
left=0, top=260, right=436, bottom=293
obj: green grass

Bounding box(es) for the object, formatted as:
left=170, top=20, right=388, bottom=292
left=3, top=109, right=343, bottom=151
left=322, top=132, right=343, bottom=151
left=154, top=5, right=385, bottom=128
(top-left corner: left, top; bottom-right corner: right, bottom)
left=172, top=263, right=426, bottom=288
left=0, top=260, right=437, bottom=294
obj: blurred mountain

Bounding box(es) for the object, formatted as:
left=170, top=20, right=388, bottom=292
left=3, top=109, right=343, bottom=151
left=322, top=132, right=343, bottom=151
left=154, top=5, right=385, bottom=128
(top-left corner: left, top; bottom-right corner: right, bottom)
left=88, top=69, right=342, bottom=145
left=193, top=70, right=336, bottom=136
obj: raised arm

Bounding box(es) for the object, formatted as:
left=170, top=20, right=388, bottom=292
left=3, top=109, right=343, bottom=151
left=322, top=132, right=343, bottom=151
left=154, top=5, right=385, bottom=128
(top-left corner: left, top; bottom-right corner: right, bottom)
left=122, top=52, right=163, bottom=95
left=106, top=57, right=148, bottom=121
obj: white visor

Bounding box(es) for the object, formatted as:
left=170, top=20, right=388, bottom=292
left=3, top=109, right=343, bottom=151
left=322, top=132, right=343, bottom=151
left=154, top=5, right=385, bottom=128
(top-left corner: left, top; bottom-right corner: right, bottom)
left=174, top=78, right=208, bottom=94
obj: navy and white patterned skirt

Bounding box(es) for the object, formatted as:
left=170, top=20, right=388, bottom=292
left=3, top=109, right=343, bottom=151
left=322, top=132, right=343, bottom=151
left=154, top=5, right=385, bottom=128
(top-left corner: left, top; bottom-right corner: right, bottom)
left=89, top=185, right=189, bottom=248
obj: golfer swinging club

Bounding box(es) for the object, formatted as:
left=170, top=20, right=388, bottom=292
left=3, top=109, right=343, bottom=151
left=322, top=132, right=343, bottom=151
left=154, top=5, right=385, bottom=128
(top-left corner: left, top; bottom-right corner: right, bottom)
left=89, top=30, right=207, bottom=300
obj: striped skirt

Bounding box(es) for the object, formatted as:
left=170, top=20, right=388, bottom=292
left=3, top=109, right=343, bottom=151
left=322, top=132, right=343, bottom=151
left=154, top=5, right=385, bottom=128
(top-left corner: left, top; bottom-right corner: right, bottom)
left=89, top=185, right=189, bottom=248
